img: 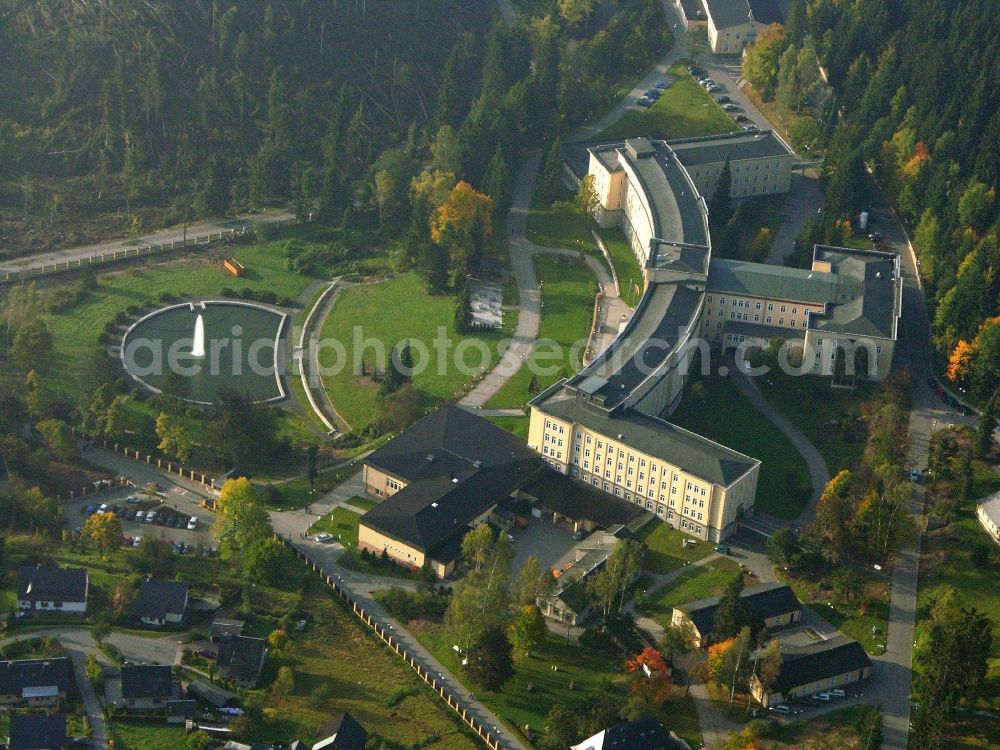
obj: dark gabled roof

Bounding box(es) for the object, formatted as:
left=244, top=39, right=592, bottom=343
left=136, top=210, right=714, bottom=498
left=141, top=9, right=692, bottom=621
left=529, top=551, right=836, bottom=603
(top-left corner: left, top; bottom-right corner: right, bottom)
left=519, top=471, right=646, bottom=528
left=121, top=664, right=173, bottom=700
left=0, top=657, right=72, bottom=696
left=573, top=716, right=689, bottom=750
left=188, top=677, right=236, bottom=708
left=17, top=566, right=88, bottom=603
left=9, top=713, right=67, bottom=750
left=748, top=0, right=784, bottom=24
left=364, top=404, right=534, bottom=483
left=217, top=635, right=267, bottom=685
left=313, top=711, right=368, bottom=750
left=676, top=583, right=801, bottom=638
left=133, top=579, right=189, bottom=621
left=771, top=637, right=871, bottom=694
left=361, top=460, right=541, bottom=554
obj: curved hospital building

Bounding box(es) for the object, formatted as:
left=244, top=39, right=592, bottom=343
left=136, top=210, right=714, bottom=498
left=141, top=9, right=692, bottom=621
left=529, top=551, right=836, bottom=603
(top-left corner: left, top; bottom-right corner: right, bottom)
left=528, top=130, right=902, bottom=542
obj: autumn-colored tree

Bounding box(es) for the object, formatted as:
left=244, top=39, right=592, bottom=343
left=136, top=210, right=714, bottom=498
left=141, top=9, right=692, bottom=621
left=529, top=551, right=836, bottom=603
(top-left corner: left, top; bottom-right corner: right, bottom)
left=83, top=512, right=124, bottom=557
left=947, top=339, right=975, bottom=382
left=509, top=604, right=547, bottom=658
left=111, top=579, right=139, bottom=619
left=430, top=181, right=493, bottom=276
left=267, top=628, right=289, bottom=651
left=624, top=647, right=672, bottom=715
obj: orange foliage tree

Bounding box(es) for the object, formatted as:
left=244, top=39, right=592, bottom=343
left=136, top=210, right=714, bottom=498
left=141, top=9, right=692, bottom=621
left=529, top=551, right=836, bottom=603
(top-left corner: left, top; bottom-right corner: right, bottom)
left=947, top=339, right=975, bottom=382
left=430, top=181, right=494, bottom=276
left=625, top=647, right=671, bottom=707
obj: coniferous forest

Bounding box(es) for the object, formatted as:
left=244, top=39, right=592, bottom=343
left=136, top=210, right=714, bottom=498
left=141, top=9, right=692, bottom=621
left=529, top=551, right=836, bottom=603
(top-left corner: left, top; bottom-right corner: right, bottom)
left=784, top=0, right=1000, bottom=402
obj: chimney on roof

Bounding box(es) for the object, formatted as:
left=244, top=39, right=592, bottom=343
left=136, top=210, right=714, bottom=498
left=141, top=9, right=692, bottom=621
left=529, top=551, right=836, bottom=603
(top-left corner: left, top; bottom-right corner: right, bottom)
left=473, top=460, right=482, bottom=469
left=426, top=454, right=435, bottom=462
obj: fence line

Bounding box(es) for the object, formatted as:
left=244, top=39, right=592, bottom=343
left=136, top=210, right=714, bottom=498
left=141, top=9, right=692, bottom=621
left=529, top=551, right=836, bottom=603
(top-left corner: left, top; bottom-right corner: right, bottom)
left=1, top=218, right=297, bottom=285
left=275, top=536, right=508, bottom=750
left=296, top=279, right=345, bottom=434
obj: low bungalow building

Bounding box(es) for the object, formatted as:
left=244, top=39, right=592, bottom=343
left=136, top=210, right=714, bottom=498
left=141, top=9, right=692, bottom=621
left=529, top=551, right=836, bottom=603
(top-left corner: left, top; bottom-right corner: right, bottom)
left=9, top=713, right=67, bottom=750
left=312, top=712, right=368, bottom=750
left=188, top=677, right=237, bottom=709
left=671, top=582, right=801, bottom=647
left=119, top=664, right=176, bottom=711
left=358, top=405, right=544, bottom=578
left=750, top=637, right=872, bottom=707
left=167, top=698, right=198, bottom=724
left=210, top=617, right=246, bottom=642
left=17, top=566, right=89, bottom=615
left=976, top=490, right=1000, bottom=544
left=572, top=716, right=692, bottom=750
left=217, top=635, right=267, bottom=688
left=0, top=657, right=73, bottom=708
left=132, top=579, right=189, bottom=628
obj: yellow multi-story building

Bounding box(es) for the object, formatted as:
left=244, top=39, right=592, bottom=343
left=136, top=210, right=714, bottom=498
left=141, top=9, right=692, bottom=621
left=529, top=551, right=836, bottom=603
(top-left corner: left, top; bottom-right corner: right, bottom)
left=528, top=389, right=759, bottom=542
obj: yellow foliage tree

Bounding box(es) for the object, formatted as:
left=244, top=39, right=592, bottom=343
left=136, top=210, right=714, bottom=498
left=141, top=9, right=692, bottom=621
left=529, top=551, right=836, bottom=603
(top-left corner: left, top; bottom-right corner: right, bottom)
left=946, top=339, right=975, bottom=382
left=83, top=511, right=124, bottom=557
left=430, top=181, right=493, bottom=275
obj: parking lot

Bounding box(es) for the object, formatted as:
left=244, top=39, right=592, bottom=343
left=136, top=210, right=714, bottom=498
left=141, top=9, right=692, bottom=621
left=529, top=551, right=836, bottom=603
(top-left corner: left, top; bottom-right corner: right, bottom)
left=64, top=483, right=217, bottom=552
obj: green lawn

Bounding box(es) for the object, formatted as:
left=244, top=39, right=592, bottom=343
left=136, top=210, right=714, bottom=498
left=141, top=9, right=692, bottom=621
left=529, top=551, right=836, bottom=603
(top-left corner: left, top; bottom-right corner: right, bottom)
left=670, top=372, right=812, bottom=518
left=485, top=255, right=596, bottom=409
left=487, top=415, right=530, bottom=440
left=270, top=466, right=361, bottom=509
left=635, top=520, right=717, bottom=574
left=413, top=622, right=701, bottom=747
left=597, top=228, right=644, bottom=308
left=318, top=273, right=506, bottom=429
left=308, top=506, right=362, bottom=548
left=526, top=200, right=599, bottom=253
left=641, top=558, right=746, bottom=628
left=111, top=721, right=186, bottom=750
left=598, top=64, right=737, bottom=141
left=345, top=495, right=377, bottom=512
left=755, top=371, right=872, bottom=474
left=782, top=571, right=890, bottom=655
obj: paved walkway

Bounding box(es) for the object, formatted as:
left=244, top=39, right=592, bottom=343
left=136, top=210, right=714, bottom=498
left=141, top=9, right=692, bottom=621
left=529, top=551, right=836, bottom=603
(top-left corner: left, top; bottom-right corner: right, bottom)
left=727, top=363, right=831, bottom=527
left=0, top=209, right=295, bottom=276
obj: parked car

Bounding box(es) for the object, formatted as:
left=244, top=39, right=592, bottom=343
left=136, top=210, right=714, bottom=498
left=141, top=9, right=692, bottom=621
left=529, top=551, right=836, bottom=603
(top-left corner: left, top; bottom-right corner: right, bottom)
left=145, top=511, right=157, bottom=524
left=723, top=104, right=738, bottom=111
left=910, top=467, right=920, bottom=483
left=813, top=693, right=832, bottom=701
left=742, top=124, right=758, bottom=131
left=187, top=517, right=198, bottom=530
left=716, top=95, right=731, bottom=103
left=643, top=89, right=661, bottom=99
left=315, top=532, right=334, bottom=543
left=132, top=536, right=143, bottom=547
left=84, top=503, right=98, bottom=516
left=735, top=114, right=750, bottom=122
left=573, top=530, right=587, bottom=541
left=653, top=80, right=668, bottom=90
left=636, top=96, right=654, bottom=108
left=97, top=503, right=109, bottom=514
left=829, top=689, right=846, bottom=698
left=707, top=84, right=722, bottom=93
left=15, top=610, right=32, bottom=621
left=714, top=544, right=732, bottom=555
left=769, top=704, right=791, bottom=715
left=125, top=495, right=141, bottom=504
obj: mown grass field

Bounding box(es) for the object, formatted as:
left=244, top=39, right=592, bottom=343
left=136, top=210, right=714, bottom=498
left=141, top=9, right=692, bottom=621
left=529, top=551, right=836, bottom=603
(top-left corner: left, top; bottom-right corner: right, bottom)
left=487, top=415, right=530, bottom=440
left=318, top=273, right=508, bottom=429
left=597, top=228, right=645, bottom=308
left=111, top=721, right=186, bottom=750
left=635, top=520, right=716, bottom=574
left=598, top=64, right=736, bottom=141
left=642, top=557, right=746, bottom=628
left=526, top=200, right=597, bottom=254
left=670, top=372, right=812, bottom=518
left=308, top=506, right=362, bottom=548
left=485, top=255, right=596, bottom=409
left=413, top=622, right=702, bottom=748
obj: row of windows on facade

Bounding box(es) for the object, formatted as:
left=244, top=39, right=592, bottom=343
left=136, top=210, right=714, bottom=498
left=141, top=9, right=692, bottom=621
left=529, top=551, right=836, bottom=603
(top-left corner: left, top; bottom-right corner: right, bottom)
left=566, top=465, right=709, bottom=529
left=709, top=297, right=805, bottom=314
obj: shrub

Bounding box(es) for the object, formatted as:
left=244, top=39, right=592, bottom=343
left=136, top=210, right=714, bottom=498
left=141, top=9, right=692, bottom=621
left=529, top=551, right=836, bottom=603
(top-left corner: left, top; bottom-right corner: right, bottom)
left=258, top=291, right=278, bottom=304
left=221, top=287, right=238, bottom=298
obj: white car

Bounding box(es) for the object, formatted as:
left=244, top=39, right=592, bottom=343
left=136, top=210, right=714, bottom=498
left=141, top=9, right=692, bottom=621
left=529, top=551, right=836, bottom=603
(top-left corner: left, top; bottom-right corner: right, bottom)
left=829, top=689, right=846, bottom=698
left=187, top=517, right=198, bottom=530
left=97, top=503, right=109, bottom=514
left=314, top=533, right=334, bottom=543
left=145, top=511, right=157, bottom=524
left=769, top=704, right=791, bottom=715
left=125, top=495, right=142, bottom=504
left=132, top=536, right=143, bottom=547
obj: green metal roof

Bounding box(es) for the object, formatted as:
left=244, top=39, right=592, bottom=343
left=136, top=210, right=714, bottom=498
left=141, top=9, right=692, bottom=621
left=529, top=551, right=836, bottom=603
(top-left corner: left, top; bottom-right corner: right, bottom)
left=535, top=389, right=759, bottom=487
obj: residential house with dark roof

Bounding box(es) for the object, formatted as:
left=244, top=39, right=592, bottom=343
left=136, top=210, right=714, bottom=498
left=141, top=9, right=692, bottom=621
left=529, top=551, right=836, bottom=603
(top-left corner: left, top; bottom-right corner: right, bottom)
left=167, top=699, right=198, bottom=724
left=571, top=716, right=692, bottom=750
left=8, top=712, right=67, bottom=750
left=17, top=567, right=89, bottom=614
left=217, top=635, right=267, bottom=688
left=750, top=637, right=872, bottom=707
left=119, top=664, right=177, bottom=711
left=0, top=658, right=73, bottom=707
left=359, top=405, right=544, bottom=577
left=132, top=579, right=189, bottom=628
left=210, top=617, right=246, bottom=642
left=671, top=582, right=802, bottom=647
left=312, top=712, right=368, bottom=750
